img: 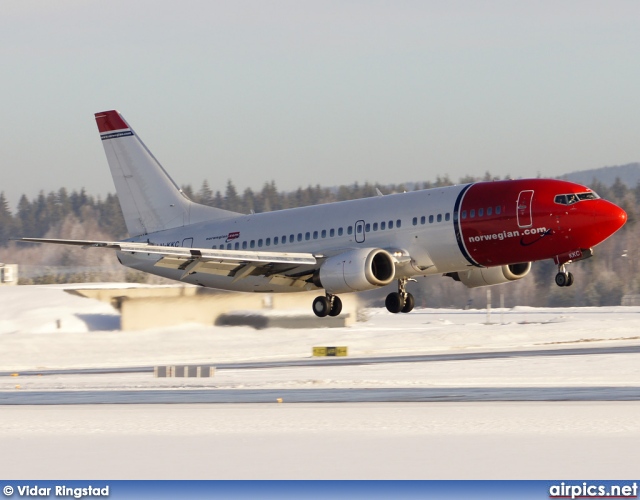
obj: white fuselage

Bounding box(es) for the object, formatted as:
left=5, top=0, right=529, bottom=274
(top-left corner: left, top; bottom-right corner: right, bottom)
left=119, top=184, right=469, bottom=292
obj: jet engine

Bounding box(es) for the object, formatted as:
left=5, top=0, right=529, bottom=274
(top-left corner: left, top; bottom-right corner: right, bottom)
left=446, top=262, right=531, bottom=288
left=313, top=248, right=395, bottom=294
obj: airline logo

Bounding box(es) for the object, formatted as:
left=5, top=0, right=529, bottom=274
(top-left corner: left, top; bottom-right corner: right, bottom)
left=468, top=227, right=549, bottom=244
left=205, top=232, right=241, bottom=243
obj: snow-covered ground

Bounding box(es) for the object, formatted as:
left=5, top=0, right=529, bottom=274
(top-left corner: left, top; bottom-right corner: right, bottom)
left=1, top=285, right=640, bottom=479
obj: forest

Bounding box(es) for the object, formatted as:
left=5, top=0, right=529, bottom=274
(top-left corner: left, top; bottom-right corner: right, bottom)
left=1, top=173, right=638, bottom=309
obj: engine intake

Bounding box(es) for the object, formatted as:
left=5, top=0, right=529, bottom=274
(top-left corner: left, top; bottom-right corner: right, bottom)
left=446, top=262, right=531, bottom=288
left=314, top=248, right=395, bottom=294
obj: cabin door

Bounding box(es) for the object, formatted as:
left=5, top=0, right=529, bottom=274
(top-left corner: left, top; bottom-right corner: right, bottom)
left=516, top=191, right=534, bottom=228
left=355, top=220, right=366, bottom=243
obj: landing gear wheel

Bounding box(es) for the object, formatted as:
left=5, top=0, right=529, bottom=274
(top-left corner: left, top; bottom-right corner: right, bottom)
left=312, top=296, right=330, bottom=317
left=329, top=296, right=343, bottom=317
left=555, top=271, right=575, bottom=287
left=385, top=292, right=405, bottom=314
left=555, top=262, right=575, bottom=287
left=401, top=293, right=415, bottom=313
left=555, top=272, right=568, bottom=287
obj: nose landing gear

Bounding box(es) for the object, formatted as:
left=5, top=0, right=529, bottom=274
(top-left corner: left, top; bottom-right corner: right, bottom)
left=555, top=264, right=574, bottom=287
left=385, top=278, right=416, bottom=313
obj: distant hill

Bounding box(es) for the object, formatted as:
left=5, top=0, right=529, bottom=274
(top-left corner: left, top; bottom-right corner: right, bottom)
left=561, top=163, right=640, bottom=187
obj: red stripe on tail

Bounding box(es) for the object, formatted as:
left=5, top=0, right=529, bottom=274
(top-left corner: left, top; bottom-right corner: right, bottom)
left=95, top=110, right=128, bottom=133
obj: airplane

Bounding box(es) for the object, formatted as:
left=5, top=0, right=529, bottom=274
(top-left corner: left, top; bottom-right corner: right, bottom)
left=19, top=110, right=627, bottom=317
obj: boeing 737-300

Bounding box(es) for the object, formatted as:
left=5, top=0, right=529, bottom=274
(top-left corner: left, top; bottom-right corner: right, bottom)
left=20, top=110, right=628, bottom=317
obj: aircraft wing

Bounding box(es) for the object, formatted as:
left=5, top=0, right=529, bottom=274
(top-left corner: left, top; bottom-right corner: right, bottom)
left=17, top=238, right=318, bottom=284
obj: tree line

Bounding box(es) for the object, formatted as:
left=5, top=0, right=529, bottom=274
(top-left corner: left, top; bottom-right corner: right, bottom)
left=1, top=174, right=638, bottom=308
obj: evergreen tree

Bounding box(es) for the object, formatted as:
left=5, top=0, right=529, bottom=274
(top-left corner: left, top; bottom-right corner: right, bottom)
left=197, top=180, right=214, bottom=206
left=16, top=194, right=36, bottom=237
left=0, top=192, right=13, bottom=243
left=224, top=180, right=241, bottom=212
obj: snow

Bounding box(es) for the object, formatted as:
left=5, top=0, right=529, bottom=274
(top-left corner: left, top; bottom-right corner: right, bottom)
left=1, top=284, right=640, bottom=479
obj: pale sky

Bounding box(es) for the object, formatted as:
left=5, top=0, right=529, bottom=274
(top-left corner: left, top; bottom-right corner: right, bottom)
left=2, top=0, right=639, bottom=210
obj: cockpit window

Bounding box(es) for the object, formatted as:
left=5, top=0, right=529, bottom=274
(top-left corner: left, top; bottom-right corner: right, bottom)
left=554, top=192, right=600, bottom=205
left=578, top=192, right=599, bottom=201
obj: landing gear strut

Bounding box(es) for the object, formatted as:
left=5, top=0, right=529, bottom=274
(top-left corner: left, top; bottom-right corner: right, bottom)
left=385, top=278, right=416, bottom=314
left=555, top=264, right=574, bottom=287
left=312, top=294, right=343, bottom=317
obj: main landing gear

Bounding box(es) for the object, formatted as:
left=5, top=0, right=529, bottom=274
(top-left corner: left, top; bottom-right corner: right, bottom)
left=555, top=264, right=574, bottom=287
left=385, top=278, right=415, bottom=314
left=312, top=294, right=343, bottom=318
left=312, top=279, right=416, bottom=317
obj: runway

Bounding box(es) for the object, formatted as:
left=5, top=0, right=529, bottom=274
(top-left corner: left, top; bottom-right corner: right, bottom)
left=2, top=386, right=640, bottom=404
left=2, top=345, right=640, bottom=404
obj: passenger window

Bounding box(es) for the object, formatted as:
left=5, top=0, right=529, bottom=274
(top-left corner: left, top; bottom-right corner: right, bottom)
left=478, top=208, right=484, bottom=217
left=235, top=242, right=239, bottom=250
left=420, top=216, right=426, bottom=224
left=437, top=214, right=442, bottom=222
left=313, top=231, right=318, bottom=239
left=274, top=237, right=278, bottom=245
left=389, top=220, right=394, bottom=229
left=290, top=235, right=294, bottom=243
left=429, top=215, right=434, bottom=223
left=321, top=230, right=326, bottom=238
left=381, top=222, right=386, bottom=230
left=305, top=232, right=310, bottom=240
left=412, top=217, right=418, bottom=226
left=496, top=206, right=501, bottom=215
left=365, top=223, right=370, bottom=232
left=357, top=225, right=363, bottom=234
left=373, top=222, right=378, bottom=231
left=266, top=238, right=271, bottom=246
left=462, top=210, right=467, bottom=219
left=297, top=233, right=302, bottom=242
left=330, top=228, right=335, bottom=237
left=487, top=207, right=492, bottom=216
left=339, top=228, right=344, bottom=236
left=445, top=213, right=450, bottom=221
left=227, top=243, right=232, bottom=250
left=396, top=219, right=401, bottom=228
left=250, top=241, right=255, bottom=248
left=470, top=209, right=475, bottom=218
left=242, top=241, right=247, bottom=249
left=258, top=239, right=263, bottom=247
left=347, top=227, right=352, bottom=235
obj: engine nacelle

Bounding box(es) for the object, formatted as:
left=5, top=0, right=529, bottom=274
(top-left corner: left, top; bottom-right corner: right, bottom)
left=446, top=262, right=532, bottom=288
left=314, top=248, right=395, bottom=294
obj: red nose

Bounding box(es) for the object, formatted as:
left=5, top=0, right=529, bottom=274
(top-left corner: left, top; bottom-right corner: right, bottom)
left=592, top=200, right=627, bottom=242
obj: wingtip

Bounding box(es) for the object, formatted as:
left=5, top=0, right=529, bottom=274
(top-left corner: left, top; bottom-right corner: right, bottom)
left=95, top=110, right=129, bottom=133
